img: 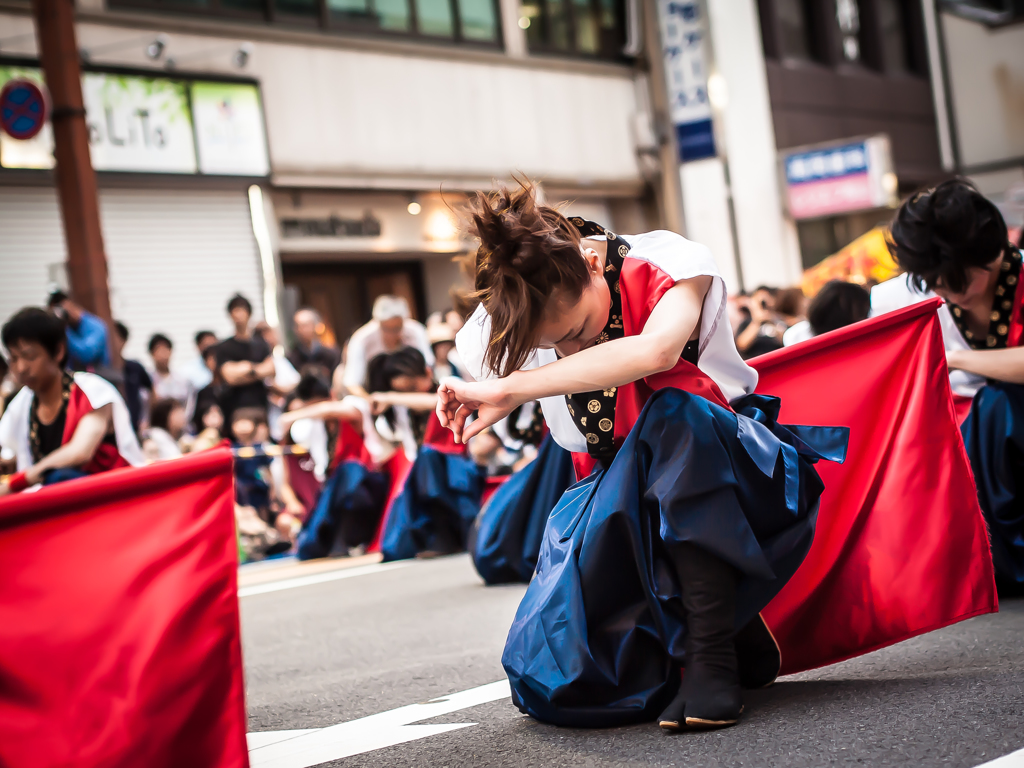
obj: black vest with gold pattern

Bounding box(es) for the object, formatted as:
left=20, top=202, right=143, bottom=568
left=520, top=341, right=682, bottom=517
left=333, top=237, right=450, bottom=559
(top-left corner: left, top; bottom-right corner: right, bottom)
left=564, top=218, right=628, bottom=461
left=948, top=247, right=1022, bottom=350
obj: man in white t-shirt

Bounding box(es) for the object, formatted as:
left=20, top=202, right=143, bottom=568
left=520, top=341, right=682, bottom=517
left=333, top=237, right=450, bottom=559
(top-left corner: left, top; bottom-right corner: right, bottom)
left=343, top=295, right=434, bottom=399
left=870, top=273, right=984, bottom=398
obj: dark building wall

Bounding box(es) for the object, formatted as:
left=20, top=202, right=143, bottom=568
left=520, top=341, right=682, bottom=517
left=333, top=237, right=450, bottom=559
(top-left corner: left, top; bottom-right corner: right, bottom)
left=757, top=0, right=945, bottom=190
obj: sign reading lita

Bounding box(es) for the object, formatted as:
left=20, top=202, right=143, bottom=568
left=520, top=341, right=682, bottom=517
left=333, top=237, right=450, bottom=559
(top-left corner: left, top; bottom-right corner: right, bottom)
left=783, top=135, right=899, bottom=220
left=0, top=65, right=270, bottom=177
left=83, top=73, right=197, bottom=173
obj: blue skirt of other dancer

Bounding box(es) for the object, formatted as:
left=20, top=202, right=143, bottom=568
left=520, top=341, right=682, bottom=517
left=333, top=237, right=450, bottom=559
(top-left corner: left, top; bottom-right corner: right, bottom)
left=961, top=380, right=1024, bottom=591
left=471, top=435, right=576, bottom=585
left=380, top=447, right=485, bottom=561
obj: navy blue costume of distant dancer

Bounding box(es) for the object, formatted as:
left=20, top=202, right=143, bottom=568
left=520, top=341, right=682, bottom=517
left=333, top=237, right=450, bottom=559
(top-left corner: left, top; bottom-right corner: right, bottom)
left=296, top=461, right=388, bottom=560
left=379, top=420, right=486, bottom=561
left=296, top=422, right=389, bottom=560
left=471, top=433, right=576, bottom=585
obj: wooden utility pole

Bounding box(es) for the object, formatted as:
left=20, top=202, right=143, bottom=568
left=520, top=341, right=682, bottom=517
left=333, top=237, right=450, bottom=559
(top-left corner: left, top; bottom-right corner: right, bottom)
left=32, top=0, right=113, bottom=324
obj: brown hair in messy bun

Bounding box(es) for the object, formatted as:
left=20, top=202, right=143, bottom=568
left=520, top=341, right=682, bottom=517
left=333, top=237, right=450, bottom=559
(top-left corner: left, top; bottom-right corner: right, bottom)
left=467, top=179, right=591, bottom=377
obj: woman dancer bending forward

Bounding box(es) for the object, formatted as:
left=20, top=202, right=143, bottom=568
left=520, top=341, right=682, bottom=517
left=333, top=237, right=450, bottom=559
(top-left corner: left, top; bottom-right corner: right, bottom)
left=438, top=183, right=847, bottom=731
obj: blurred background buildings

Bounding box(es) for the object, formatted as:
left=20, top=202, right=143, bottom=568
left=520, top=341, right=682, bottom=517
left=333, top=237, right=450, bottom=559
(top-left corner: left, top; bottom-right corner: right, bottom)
left=0, top=0, right=1021, bottom=360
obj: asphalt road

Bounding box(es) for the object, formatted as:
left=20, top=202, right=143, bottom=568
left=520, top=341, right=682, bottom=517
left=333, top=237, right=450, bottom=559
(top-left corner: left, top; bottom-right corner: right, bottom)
left=241, top=554, right=1024, bottom=768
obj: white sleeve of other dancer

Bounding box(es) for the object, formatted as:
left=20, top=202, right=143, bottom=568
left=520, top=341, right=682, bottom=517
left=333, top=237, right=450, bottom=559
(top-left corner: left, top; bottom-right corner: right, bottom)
left=0, top=386, right=34, bottom=470
left=870, top=275, right=984, bottom=398
left=455, top=304, right=586, bottom=453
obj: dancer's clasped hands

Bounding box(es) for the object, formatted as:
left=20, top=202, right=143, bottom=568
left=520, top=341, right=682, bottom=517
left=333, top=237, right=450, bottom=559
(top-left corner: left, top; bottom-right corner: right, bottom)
left=436, top=377, right=517, bottom=443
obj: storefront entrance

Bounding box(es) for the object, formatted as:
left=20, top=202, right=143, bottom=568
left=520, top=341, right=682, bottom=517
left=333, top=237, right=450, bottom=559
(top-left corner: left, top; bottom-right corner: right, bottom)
left=282, top=260, right=427, bottom=349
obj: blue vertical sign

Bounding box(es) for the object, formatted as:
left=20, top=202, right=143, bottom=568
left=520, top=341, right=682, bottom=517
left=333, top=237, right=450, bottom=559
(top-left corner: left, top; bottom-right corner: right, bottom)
left=657, top=0, right=716, bottom=162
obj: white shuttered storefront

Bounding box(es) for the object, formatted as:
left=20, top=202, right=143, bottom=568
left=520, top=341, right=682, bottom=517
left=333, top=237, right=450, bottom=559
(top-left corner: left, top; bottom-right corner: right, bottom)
left=0, top=187, right=264, bottom=365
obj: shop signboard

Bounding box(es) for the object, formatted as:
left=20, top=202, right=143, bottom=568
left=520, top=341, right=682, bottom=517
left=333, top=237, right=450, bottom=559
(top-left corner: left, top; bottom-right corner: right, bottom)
left=191, top=82, right=269, bottom=177
left=83, top=72, right=197, bottom=173
left=656, top=0, right=716, bottom=162
left=0, top=65, right=269, bottom=177
left=783, top=135, right=898, bottom=220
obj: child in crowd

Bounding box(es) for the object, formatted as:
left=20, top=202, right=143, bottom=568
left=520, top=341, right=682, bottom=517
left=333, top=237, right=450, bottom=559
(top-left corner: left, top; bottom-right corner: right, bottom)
left=188, top=402, right=224, bottom=453
left=142, top=398, right=186, bottom=461
left=231, top=407, right=291, bottom=561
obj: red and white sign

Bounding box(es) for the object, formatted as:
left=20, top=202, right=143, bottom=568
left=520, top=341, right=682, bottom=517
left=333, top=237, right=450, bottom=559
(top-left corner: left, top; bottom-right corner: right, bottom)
left=787, top=172, right=874, bottom=220
left=782, top=135, right=898, bottom=220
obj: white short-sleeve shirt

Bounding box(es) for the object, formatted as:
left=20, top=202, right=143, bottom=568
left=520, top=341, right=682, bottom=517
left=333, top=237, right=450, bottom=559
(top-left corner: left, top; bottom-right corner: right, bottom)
left=343, top=319, right=436, bottom=391
left=455, top=230, right=758, bottom=453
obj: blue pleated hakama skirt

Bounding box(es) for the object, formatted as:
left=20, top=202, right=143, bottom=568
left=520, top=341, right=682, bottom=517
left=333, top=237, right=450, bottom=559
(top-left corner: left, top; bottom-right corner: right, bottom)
left=501, top=387, right=848, bottom=727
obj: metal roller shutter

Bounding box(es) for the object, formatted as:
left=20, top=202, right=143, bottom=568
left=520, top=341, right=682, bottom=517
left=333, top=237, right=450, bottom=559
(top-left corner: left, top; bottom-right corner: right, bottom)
left=101, top=188, right=264, bottom=364
left=0, top=188, right=68, bottom=328
left=0, top=187, right=265, bottom=367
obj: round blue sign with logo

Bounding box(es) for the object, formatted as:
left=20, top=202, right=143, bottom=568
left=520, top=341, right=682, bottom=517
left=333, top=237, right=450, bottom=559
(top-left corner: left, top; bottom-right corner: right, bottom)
left=0, top=79, right=48, bottom=141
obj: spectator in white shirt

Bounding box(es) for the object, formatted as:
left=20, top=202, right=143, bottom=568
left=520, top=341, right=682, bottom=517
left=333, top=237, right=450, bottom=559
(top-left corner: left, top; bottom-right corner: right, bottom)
left=343, top=295, right=434, bottom=399
left=148, top=333, right=192, bottom=405
left=182, top=330, right=217, bottom=391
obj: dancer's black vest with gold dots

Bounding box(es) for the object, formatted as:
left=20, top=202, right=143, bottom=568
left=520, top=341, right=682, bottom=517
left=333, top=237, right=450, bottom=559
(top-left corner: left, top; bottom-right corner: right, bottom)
left=564, top=218, right=699, bottom=462
left=948, top=247, right=1023, bottom=350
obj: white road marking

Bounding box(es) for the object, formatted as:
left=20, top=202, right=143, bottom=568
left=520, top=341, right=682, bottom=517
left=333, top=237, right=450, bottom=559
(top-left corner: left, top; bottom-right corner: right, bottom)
left=976, top=748, right=1024, bottom=767
left=238, top=562, right=410, bottom=597
left=247, top=680, right=509, bottom=768
left=247, top=730, right=319, bottom=749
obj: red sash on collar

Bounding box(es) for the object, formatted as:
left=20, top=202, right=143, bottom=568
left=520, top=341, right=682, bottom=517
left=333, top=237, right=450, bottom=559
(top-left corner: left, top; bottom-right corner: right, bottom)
left=1008, top=271, right=1024, bottom=348
left=63, top=384, right=129, bottom=475
left=572, top=259, right=732, bottom=478
left=331, top=421, right=374, bottom=470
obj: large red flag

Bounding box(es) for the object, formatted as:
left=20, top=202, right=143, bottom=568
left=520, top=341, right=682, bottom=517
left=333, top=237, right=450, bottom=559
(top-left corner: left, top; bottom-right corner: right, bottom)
left=754, top=300, right=997, bottom=674
left=0, top=448, right=248, bottom=768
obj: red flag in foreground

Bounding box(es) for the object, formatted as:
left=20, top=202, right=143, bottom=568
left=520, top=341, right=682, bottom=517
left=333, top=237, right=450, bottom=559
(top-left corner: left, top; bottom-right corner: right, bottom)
left=754, top=300, right=997, bottom=674
left=0, top=448, right=248, bottom=768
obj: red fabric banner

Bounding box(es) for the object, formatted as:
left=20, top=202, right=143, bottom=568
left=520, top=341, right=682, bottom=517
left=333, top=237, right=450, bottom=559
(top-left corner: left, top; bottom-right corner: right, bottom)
left=0, top=448, right=248, bottom=768
left=754, top=300, right=997, bottom=674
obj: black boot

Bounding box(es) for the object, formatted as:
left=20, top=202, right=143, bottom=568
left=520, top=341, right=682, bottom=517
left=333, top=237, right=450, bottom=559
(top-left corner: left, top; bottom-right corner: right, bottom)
left=659, top=543, right=742, bottom=732
left=735, top=613, right=781, bottom=689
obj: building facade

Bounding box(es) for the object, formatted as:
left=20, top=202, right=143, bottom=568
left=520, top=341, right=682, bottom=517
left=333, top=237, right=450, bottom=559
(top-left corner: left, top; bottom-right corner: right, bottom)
left=2, top=0, right=1019, bottom=363
left=0, top=0, right=666, bottom=360
left=658, top=0, right=1022, bottom=288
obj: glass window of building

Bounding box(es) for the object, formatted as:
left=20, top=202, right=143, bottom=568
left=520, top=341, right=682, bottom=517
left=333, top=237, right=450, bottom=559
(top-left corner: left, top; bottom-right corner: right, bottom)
left=377, top=0, right=414, bottom=30
left=415, top=0, right=456, bottom=36
left=775, top=0, right=812, bottom=60
left=109, top=0, right=498, bottom=44
left=833, top=0, right=862, bottom=63
left=877, top=0, right=910, bottom=72
left=522, top=0, right=627, bottom=59
left=459, top=0, right=499, bottom=41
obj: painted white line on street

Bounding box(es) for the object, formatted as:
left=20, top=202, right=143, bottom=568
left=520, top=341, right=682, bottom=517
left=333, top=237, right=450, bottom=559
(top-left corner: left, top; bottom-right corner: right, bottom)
left=976, top=748, right=1024, bottom=767
left=238, top=562, right=410, bottom=597
left=247, top=730, right=319, bottom=749
left=247, top=679, right=509, bottom=768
